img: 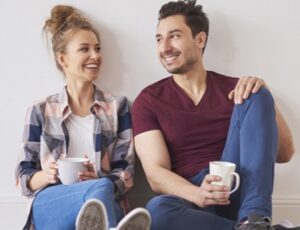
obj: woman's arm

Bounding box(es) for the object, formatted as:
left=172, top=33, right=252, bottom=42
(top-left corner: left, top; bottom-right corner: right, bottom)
left=15, top=104, right=50, bottom=196
left=106, top=97, right=134, bottom=196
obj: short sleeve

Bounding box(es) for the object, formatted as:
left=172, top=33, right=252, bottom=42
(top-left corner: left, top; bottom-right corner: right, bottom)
left=132, top=91, right=161, bottom=136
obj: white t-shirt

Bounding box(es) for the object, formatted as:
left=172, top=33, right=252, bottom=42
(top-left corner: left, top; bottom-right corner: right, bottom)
left=65, top=113, right=95, bottom=163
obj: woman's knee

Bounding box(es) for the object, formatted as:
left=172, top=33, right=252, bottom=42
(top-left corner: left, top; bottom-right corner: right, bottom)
left=90, top=177, right=115, bottom=192
left=82, top=177, right=115, bottom=200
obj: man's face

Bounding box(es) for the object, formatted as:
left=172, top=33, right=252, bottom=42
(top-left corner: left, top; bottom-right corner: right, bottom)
left=156, top=15, right=203, bottom=74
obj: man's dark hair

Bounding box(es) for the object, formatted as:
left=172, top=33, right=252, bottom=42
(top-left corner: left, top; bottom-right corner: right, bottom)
left=158, top=0, right=209, bottom=39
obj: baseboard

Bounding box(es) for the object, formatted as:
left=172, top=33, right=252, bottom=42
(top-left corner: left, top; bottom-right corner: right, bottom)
left=272, top=197, right=300, bottom=225
left=1, top=195, right=299, bottom=228
left=273, top=197, right=300, bottom=206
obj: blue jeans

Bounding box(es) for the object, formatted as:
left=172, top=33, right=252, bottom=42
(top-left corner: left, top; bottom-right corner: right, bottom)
left=146, top=88, right=278, bottom=230
left=32, top=177, right=123, bottom=230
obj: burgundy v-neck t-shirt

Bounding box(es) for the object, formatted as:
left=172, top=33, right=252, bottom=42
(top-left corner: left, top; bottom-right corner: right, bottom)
left=132, top=71, right=238, bottom=179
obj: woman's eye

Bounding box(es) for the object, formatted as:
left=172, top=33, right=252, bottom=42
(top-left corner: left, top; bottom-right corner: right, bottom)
left=80, top=47, right=88, bottom=52
left=96, top=47, right=101, bottom=52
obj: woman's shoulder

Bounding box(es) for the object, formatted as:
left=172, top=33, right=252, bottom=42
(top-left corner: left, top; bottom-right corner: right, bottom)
left=23, top=91, right=62, bottom=124
left=32, top=92, right=61, bottom=105
left=94, top=87, right=131, bottom=112
left=94, top=86, right=129, bottom=102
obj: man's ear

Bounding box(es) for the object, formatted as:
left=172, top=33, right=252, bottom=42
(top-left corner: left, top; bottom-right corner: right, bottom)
left=56, top=52, right=67, bottom=69
left=195, top=31, right=207, bottom=50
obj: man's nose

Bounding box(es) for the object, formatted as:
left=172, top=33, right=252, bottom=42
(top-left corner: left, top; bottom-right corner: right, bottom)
left=160, top=39, right=172, bottom=54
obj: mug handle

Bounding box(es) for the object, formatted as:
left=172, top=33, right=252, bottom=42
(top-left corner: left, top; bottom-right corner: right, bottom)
left=229, top=172, right=240, bottom=194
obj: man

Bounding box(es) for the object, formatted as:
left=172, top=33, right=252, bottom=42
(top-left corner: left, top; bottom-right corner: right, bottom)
left=132, top=0, right=295, bottom=230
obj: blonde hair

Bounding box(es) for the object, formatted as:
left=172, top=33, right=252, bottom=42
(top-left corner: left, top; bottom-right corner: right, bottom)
left=43, top=5, right=100, bottom=72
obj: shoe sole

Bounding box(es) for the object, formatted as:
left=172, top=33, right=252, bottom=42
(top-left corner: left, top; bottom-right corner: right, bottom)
left=118, top=208, right=151, bottom=230
left=75, top=199, right=108, bottom=230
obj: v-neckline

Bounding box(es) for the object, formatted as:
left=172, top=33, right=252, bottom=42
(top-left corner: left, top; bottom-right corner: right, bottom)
left=171, top=72, right=210, bottom=110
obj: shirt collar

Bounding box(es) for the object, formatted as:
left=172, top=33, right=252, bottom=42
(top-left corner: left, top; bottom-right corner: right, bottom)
left=57, top=84, right=109, bottom=120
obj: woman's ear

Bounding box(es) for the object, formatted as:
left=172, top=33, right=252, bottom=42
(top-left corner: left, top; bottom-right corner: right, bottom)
left=56, top=52, right=67, bottom=69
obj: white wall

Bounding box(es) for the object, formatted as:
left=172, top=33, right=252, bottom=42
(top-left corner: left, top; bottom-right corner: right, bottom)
left=1, top=0, right=299, bottom=228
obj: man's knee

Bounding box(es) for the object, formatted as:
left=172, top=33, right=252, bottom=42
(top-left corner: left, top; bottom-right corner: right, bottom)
left=146, top=195, right=180, bottom=212
left=239, top=88, right=274, bottom=114
left=146, top=195, right=178, bottom=229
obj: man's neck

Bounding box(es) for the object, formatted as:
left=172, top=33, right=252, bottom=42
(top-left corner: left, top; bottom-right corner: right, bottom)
left=173, top=67, right=207, bottom=106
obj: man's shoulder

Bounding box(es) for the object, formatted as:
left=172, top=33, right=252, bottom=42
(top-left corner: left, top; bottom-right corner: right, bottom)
left=208, top=71, right=239, bottom=84
left=132, top=76, right=172, bottom=112
left=208, top=71, right=239, bottom=91
left=137, top=76, right=172, bottom=98
left=143, top=76, right=171, bottom=92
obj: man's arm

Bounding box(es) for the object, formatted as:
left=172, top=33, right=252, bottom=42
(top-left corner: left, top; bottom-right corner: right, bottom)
left=275, top=105, right=295, bottom=163
left=135, top=130, right=230, bottom=208
left=228, top=76, right=295, bottom=163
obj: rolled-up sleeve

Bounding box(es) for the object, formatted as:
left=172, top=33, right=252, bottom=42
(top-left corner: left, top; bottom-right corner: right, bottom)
left=15, top=104, right=43, bottom=197
left=106, top=97, right=134, bottom=198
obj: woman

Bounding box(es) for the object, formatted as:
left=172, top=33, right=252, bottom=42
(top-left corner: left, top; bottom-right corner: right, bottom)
left=15, top=5, right=150, bottom=230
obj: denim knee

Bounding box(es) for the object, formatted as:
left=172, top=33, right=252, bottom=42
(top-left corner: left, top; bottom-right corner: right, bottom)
left=146, top=195, right=184, bottom=230
left=84, top=177, right=115, bottom=199
left=147, top=195, right=167, bottom=213
left=237, top=87, right=275, bottom=119
left=95, top=177, right=115, bottom=188
left=93, top=177, right=114, bottom=191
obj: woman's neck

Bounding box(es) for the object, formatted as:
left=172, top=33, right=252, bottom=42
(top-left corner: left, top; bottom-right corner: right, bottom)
left=66, top=81, right=94, bottom=117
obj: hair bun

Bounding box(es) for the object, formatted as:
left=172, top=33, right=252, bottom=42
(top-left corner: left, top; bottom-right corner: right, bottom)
left=51, top=5, right=75, bottom=20
left=44, top=5, right=78, bottom=35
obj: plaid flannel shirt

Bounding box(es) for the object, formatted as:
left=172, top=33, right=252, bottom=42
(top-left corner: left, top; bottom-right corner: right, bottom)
left=15, top=85, right=134, bottom=201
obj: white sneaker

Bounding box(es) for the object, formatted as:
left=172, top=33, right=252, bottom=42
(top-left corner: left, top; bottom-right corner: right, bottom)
left=76, top=199, right=108, bottom=230
left=116, top=208, right=151, bottom=230
left=278, top=219, right=295, bottom=228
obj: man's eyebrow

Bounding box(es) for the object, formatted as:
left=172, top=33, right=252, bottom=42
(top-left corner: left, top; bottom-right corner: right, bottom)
left=156, top=29, right=182, bottom=38
left=155, top=34, right=162, bottom=39
left=169, top=29, right=182, bottom=34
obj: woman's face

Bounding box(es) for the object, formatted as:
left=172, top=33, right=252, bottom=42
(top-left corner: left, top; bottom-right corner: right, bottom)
left=58, top=29, right=102, bottom=83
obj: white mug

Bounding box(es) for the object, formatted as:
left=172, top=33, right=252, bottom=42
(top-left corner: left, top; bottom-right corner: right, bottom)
left=209, top=161, right=240, bottom=194
left=57, top=157, right=89, bottom=185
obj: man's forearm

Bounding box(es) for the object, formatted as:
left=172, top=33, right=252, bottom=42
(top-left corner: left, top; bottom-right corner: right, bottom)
left=146, top=166, right=200, bottom=204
